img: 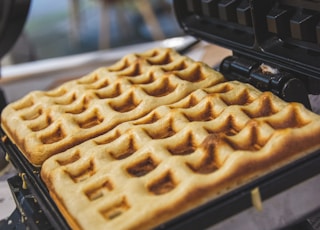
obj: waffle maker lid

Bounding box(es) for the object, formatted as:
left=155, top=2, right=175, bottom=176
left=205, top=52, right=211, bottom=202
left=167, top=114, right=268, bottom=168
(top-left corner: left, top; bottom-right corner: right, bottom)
left=173, top=0, right=320, bottom=109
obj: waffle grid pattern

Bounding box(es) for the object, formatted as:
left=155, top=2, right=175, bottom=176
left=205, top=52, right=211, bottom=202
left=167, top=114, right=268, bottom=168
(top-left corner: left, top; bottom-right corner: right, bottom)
left=41, top=81, right=320, bottom=230
left=1, top=48, right=224, bottom=166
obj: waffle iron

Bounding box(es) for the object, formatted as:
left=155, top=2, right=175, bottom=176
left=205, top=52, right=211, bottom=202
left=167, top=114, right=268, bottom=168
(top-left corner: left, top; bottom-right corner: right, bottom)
left=1, top=0, right=320, bottom=229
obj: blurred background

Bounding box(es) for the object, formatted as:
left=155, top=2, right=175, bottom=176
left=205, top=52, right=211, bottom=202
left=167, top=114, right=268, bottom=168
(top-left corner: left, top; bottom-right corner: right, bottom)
left=2, top=0, right=184, bottom=65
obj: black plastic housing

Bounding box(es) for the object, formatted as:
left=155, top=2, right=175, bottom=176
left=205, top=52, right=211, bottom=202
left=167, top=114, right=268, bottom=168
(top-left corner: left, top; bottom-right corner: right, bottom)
left=173, top=0, right=320, bottom=94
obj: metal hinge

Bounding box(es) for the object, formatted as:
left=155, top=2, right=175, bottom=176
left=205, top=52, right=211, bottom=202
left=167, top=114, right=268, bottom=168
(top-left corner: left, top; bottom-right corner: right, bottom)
left=219, top=55, right=311, bottom=110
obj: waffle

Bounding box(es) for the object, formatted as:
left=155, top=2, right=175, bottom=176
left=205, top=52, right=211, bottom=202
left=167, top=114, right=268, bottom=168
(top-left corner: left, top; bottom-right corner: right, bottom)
left=0, top=48, right=224, bottom=166
left=41, top=80, right=320, bottom=230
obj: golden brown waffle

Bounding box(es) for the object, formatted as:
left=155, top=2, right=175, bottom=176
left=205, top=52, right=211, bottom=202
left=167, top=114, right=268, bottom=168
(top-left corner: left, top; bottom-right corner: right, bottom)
left=41, top=81, right=320, bottom=230
left=0, top=48, right=224, bottom=166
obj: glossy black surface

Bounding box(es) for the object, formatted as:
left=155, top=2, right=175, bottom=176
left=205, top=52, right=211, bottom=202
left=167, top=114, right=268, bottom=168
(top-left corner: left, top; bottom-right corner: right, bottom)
left=0, top=0, right=30, bottom=59
left=174, top=0, right=320, bottom=94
